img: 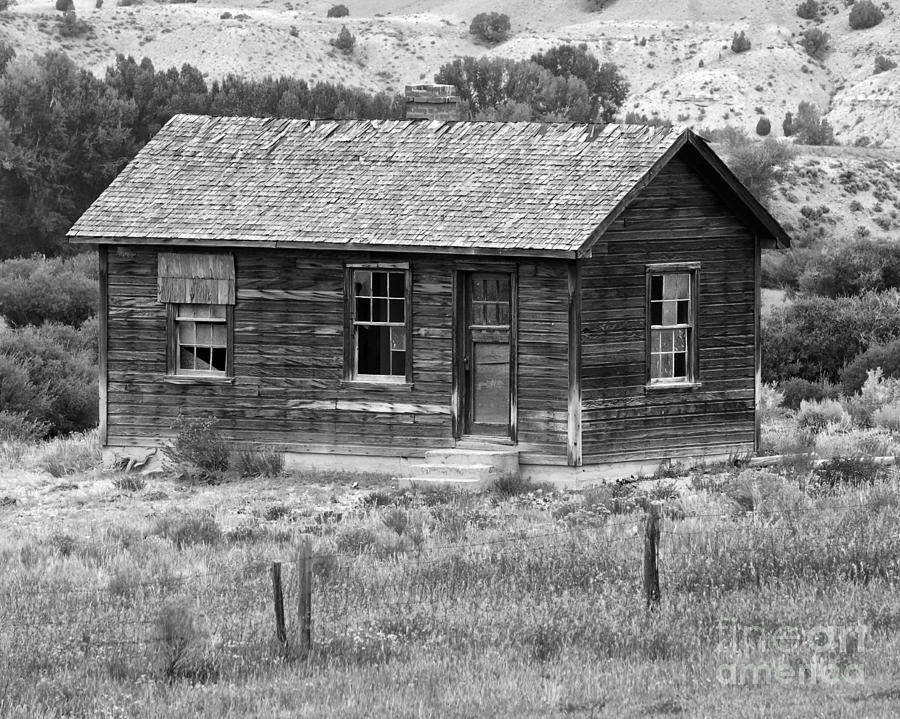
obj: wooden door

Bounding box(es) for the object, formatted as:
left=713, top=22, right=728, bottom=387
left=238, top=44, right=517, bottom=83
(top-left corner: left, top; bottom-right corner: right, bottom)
left=463, top=273, right=513, bottom=438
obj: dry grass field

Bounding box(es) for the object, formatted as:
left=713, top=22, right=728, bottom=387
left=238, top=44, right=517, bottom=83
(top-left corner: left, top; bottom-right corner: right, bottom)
left=4, top=393, right=900, bottom=716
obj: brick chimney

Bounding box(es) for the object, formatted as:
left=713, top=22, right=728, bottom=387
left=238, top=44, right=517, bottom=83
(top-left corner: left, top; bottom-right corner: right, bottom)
left=405, top=84, right=462, bottom=121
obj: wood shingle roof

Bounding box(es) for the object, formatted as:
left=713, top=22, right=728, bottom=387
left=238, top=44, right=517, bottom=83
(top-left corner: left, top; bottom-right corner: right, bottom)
left=68, top=115, right=788, bottom=257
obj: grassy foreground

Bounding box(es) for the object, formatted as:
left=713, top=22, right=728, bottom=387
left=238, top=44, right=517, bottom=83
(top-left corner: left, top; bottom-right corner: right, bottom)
left=3, top=430, right=900, bottom=717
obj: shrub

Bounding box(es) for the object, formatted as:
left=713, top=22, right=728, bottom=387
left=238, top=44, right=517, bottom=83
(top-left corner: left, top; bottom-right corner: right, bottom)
left=151, top=510, right=223, bottom=548
left=779, top=377, right=840, bottom=410
left=58, top=10, right=92, bottom=36
left=755, top=117, right=771, bottom=136
left=219, top=10, right=231, bottom=18
left=0, top=411, right=50, bottom=442
left=585, top=0, right=615, bottom=9
left=797, top=398, right=847, bottom=432
left=0, top=323, right=99, bottom=435
left=843, top=368, right=900, bottom=425
left=731, top=31, right=751, bottom=54
left=762, top=291, right=900, bottom=384
left=155, top=602, right=219, bottom=683
left=872, top=403, right=900, bottom=433
left=813, top=457, right=880, bottom=494
left=801, top=27, right=830, bottom=59
left=849, top=0, right=883, bottom=29
left=469, top=12, right=511, bottom=44
left=112, top=473, right=147, bottom=491
left=0, top=254, right=97, bottom=328
left=799, top=237, right=900, bottom=298
left=331, top=25, right=356, bottom=53
left=163, top=415, right=230, bottom=478
left=842, top=341, right=900, bottom=394
left=326, top=3, right=348, bottom=17
left=234, top=448, right=284, bottom=477
left=782, top=111, right=794, bottom=136
left=875, top=55, right=897, bottom=74
left=55, top=0, right=73, bottom=10
left=721, top=133, right=794, bottom=201
left=796, top=0, right=819, bottom=19
left=792, top=101, right=834, bottom=145
left=38, top=431, right=100, bottom=476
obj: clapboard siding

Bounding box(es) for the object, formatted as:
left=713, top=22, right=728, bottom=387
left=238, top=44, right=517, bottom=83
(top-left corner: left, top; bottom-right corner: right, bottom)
left=105, top=248, right=570, bottom=459
left=580, top=150, right=757, bottom=463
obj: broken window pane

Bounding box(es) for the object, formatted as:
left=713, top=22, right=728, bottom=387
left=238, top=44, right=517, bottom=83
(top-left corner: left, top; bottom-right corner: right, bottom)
left=650, top=275, right=663, bottom=301
left=388, top=272, right=405, bottom=298
left=372, top=271, right=388, bottom=297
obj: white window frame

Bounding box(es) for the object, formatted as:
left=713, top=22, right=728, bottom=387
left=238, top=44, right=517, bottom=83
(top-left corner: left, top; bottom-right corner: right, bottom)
left=646, top=262, right=700, bottom=388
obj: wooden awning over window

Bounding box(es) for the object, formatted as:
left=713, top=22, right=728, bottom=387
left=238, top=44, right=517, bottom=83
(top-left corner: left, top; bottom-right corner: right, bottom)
left=157, top=253, right=235, bottom=304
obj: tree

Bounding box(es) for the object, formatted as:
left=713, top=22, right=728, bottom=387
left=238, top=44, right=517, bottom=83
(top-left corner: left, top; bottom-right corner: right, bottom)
left=720, top=132, right=794, bottom=201
left=436, top=47, right=628, bottom=123
left=332, top=26, right=356, bottom=54
left=782, top=111, right=793, bottom=136
left=469, top=12, right=511, bottom=44
left=756, top=117, right=771, bottom=136
left=326, top=3, right=348, bottom=17
left=0, top=51, right=136, bottom=257
left=530, top=43, right=628, bottom=122
left=792, top=101, right=834, bottom=145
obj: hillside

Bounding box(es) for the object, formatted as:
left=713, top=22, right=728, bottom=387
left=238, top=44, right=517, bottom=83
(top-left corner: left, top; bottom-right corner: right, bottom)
left=0, top=0, right=898, bottom=147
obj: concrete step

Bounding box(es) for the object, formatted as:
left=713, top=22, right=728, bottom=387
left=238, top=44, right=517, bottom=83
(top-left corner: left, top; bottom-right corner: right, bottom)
left=396, top=475, right=493, bottom=491
left=424, top=448, right=520, bottom=478
left=406, top=462, right=496, bottom=480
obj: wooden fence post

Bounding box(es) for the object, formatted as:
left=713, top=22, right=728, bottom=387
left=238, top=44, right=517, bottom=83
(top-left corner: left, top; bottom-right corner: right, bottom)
left=270, top=562, right=288, bottom=652
left=643, top=501, right=661, bottom=610
left=297, top=536, right=312, bottom=659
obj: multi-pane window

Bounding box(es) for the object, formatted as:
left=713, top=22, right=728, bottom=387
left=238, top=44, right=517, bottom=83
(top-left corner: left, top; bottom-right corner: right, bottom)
left=175, top=304, right=229, bottom=375
left=351, top=269, right=408, bottom=380
left=648, top=270, right=695, bottom=384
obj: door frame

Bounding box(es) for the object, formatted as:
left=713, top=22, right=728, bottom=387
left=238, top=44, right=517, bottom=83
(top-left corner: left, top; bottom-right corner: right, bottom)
left=451, top=263, right=517, bottom=442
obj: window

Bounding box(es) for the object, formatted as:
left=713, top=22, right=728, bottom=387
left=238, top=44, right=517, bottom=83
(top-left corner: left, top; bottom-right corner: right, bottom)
left=647, top=265, right=698, bottom=385
left=158, top=253, right=235, bottom=381
left=175, top=304, right=229, bottom=375
left=348, top=267, right=410, bottom=381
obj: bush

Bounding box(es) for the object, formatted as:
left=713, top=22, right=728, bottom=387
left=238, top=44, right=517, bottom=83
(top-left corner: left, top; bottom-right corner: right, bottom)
left=0, top=323, right=99, bottom=435
left=799, top=237, right=900, bottom=298
left=720, top=133, right=794, bottom=201
left=796, top=0, right=820, bottom=19
left=792, top=101, right=834, bottom=145
left=219, top=10, right=231, bottom=18
left=155, top=602, right=219, bottom=683
left=762, top=291, right=900, bottom=383
left=796, top=398, right=847, bottom=432
left=849, top=0, right=883, bottom=29
left=813, top=457, right=880, bottom=494
left=331, top=25, right=356, bottom=53
left=755, top=117, right=771, bottom=136
left=163, top=415, right=230, bottom=478
left=326, top=3, right=348, bottom=17
left=874, top=55, right=897, bottom=74
left=58, top=10, right=92, bottom=37
left=872, top=403, right=900, bottom=433
left=731, top=31, right=751, bottom=54
left=151, top=510, right=223, bottom=548
left=55, top=0, right=73, bottom=10
left=779, top=377, right=840, bottom=410
left=842, top=340, right=900, bottom=394
left=38, top=431, right=100, bottom=476
left=0, top=411, right=50, bottom=442
left=469, top=12, right=511, bottom=44
left=801, top=27, right=830, bottom=59
left=0, top=254, right=97, bottom=328
left=782, top=111, right=793, bottom=137
left=234, top=448, right=284, bottom=477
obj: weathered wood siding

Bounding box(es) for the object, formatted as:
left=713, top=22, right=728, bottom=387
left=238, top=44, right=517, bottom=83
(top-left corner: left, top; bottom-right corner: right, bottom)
left=516, top=260, right=570, bottom=464
left=105, top=248, right=570, bottom=459
left=580, top=149, right=758, bottom=464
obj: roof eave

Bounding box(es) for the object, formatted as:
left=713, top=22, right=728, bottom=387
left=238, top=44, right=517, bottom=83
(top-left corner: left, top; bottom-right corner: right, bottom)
left=67, top=234, right=580, bottom=259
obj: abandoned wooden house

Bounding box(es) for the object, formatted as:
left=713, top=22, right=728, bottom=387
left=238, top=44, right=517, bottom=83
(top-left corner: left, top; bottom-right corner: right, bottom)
left=68, top=85, right=790, bottom=485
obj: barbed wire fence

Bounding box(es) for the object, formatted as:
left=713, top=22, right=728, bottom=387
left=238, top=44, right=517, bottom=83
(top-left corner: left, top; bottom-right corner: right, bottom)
left=2, top=494, right=899, bottom=683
